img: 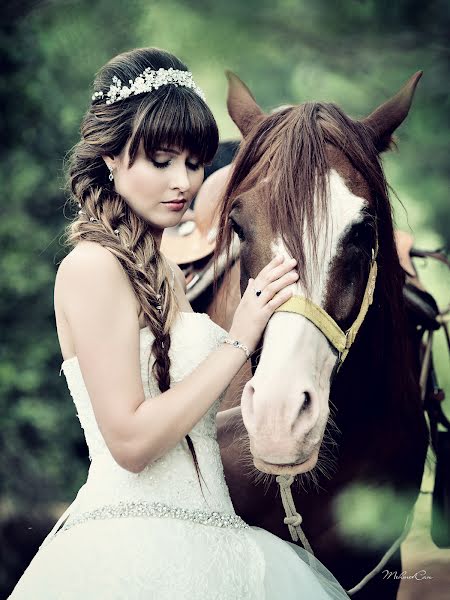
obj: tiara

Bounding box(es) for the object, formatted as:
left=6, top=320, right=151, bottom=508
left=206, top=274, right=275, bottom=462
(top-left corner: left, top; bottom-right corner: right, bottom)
left=92, top=67, right=205, bottom=105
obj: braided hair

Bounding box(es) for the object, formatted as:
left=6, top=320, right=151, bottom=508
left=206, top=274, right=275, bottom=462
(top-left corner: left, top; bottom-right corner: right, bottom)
left=64, top=47, right=218, bottom=487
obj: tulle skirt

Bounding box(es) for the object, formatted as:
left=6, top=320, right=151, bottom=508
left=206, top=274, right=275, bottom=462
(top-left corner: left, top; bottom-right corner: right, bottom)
left=9, top=516, right=348, bottom=599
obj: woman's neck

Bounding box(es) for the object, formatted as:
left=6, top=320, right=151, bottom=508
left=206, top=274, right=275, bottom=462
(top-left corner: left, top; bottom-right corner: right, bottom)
left=147, top=224, right=163, bottom=250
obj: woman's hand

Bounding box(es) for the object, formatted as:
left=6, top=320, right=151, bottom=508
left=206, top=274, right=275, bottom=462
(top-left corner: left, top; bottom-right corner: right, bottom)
left=228, top=255, right=298, bottom=353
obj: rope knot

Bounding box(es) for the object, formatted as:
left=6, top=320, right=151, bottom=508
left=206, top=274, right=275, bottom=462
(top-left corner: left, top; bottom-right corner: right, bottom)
left=276, top=474, right=295, bottom=488
left=284, top=513, right=302, bottom=527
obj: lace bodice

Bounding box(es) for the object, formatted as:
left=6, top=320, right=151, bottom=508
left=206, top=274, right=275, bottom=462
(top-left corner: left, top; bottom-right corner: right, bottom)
left=59, top=312, right=237, bottom=521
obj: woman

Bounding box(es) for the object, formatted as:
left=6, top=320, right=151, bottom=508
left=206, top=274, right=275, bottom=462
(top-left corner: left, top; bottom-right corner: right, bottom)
left=9, top=47, right=348, bottom=599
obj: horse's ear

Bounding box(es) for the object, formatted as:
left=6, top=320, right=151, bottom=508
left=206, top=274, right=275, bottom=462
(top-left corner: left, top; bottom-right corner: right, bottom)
left=226, top=71, right=265, bottom=137
left=362, top=71, right=422, bottom=152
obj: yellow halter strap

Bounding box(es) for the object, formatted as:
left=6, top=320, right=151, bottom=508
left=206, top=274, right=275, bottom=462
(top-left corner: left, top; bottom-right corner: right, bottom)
left=274, top=243, right=378, bottom=368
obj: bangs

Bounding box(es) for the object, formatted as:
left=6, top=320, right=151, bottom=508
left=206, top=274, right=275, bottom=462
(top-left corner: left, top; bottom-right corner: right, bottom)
left=128, top=86, right=219, bottom=165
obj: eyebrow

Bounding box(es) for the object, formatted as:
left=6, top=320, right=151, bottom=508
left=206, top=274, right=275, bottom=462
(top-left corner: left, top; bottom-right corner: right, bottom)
left=155, top=147, right=180, bottom=155
left=155, top=147, right=201, bottom=163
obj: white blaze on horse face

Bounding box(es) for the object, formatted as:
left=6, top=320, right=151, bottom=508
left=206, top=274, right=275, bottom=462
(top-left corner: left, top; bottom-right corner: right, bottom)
left=242, top=170, right=367, bottom=474
left=271, top=169, right=366, bottom=304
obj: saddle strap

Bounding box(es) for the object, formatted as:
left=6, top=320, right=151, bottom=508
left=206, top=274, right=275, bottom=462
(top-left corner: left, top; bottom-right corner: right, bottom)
left=346, top=510, right=414, bottom=595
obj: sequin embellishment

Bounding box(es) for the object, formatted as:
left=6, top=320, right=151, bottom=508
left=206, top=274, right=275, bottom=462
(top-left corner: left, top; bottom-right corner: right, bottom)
left=61, top=501, right=249, bottom=533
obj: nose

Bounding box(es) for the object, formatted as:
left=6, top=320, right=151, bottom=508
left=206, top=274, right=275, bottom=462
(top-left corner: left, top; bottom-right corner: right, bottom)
left=170, top=163, right=190, bottom=193
left=241, top=380, right=319, bottom=435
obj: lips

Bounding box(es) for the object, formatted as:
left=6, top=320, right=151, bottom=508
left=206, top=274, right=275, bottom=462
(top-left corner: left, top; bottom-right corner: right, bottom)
left=163, top=199, right=187, bottom=212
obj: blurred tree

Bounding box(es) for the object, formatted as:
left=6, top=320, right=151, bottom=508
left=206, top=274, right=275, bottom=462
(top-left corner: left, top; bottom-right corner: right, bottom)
left=1, top=0, right=144, bottom=510
left=1, top=0, right=448, bottom=594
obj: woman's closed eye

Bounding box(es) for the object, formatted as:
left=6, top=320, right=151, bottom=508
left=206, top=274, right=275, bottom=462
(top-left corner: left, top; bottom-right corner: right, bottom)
left=151, top=158, right=202, bottom=171
left=186, top=160, right=202, bottom=171
left=151, top=150, right=202, bottom=171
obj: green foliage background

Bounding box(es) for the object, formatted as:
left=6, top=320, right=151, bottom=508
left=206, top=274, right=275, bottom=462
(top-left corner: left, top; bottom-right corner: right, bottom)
left=1, top=0, right=448, bottom=535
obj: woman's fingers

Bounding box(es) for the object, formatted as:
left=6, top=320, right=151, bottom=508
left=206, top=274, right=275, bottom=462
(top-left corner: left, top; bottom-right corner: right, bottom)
left=254, top=254, right=285, bottom=281
left=266, top=286, right=295, bottom=311
left=253, top=256, right=298, bottom=297
left=230, top=258, right=299, bottom=352
left=259, top=270, right=298, bottom=301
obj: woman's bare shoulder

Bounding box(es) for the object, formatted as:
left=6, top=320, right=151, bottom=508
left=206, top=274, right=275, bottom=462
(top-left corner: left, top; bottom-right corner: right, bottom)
left=57, top=242, right=125, bottom=286
left=55, top=241, right=136, bottom=316
left=58, top=241, right=116, bottom=269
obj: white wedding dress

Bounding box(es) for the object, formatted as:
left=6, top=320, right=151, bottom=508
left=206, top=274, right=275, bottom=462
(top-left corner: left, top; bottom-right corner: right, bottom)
left=9, top=311, right=348, bottom=599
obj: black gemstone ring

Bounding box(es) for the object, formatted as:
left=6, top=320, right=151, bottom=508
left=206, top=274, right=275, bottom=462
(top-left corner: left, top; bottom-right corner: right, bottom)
left=255, top=289, right=262, bottom=297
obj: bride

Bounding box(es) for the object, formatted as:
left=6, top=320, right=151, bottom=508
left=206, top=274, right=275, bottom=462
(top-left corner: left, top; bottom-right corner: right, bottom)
left=9, top=47, right=348, bottom=599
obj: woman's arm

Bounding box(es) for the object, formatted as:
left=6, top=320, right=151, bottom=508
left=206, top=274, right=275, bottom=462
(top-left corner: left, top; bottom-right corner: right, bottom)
left=58, top=243, right=247, bottom=473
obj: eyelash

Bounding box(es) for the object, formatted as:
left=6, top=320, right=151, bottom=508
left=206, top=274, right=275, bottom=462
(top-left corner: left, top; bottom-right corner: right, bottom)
left=229, top=216, right=245, bottom=241
left=151, top=159, right=202, bottom=171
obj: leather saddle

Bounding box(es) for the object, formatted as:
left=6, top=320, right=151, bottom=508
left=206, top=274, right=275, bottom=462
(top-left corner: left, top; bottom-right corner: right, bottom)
left=160, top=164, right=238, bottom=302
left=395, top=231, right=440, bottom=330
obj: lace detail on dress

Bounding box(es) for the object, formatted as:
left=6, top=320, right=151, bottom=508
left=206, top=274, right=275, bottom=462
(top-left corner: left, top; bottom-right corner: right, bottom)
left=58, top=313, right=234, bottom=524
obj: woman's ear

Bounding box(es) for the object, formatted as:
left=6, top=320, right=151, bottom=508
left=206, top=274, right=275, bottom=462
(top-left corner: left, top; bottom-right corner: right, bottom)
left=102, top=155, right=116, bottom=171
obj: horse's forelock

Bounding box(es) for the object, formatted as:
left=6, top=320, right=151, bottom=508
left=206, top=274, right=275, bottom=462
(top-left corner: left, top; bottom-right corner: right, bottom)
left=217, top=100, right=396, bottom=297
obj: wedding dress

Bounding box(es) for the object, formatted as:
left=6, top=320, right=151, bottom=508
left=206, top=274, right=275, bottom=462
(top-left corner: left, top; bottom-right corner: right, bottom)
left=9, top=311, right=348, bottom=599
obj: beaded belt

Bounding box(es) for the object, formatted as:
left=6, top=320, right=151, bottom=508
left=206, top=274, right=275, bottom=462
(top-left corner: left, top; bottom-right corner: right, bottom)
left=60, top=500, right=249, bottom=533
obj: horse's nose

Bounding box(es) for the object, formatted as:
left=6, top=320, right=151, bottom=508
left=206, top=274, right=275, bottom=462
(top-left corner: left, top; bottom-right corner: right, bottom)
left=241, top=380, right=319, bottom=433
left=241, top=381, right=256, bottom=417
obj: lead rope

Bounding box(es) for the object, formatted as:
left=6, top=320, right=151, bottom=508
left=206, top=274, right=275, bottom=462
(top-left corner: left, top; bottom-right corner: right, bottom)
left=276, top=474, right=414, bottom=596
left=276, top=475, right=314, bottom=558
left=346, top=510, right=414, bottom=595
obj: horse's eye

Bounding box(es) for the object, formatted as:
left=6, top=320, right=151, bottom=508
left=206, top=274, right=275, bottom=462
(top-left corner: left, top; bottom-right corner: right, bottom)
left=348, top=220, right=374, bottom=252
left=229, top=216, right=245, bottom=241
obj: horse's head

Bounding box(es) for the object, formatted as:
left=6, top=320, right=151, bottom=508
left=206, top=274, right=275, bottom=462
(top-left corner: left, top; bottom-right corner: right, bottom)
left=217, top=71, right=422, bottom=476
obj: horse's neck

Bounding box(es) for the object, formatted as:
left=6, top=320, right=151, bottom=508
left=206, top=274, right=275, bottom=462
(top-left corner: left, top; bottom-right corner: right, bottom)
left=331, top=299, right=427, bottom=480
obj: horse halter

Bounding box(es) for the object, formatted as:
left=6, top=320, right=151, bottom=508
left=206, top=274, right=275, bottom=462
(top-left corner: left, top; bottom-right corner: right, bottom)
left=274, top=237, right=379, bottom=369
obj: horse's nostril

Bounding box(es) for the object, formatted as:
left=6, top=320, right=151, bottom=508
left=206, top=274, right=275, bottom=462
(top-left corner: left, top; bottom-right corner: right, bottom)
left=242, top=382, right=256, bottom=417
left=299, top=391, right=311, bottom=415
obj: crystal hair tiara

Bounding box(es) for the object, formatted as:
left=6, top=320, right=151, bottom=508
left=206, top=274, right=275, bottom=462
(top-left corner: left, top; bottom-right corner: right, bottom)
left=92, top=67, right=206, bottom=105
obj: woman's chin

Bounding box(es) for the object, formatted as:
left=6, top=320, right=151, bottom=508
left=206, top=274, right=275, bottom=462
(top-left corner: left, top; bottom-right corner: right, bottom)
left=142, top=213, right=184, bottom=232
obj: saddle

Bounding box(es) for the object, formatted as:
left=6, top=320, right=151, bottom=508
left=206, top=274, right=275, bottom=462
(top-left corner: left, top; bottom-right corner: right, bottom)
left=395, top=231, right=441, bottom=330
left=160, top=164, right=237, bottom=302
left=395, top=232, right=450, bottom=549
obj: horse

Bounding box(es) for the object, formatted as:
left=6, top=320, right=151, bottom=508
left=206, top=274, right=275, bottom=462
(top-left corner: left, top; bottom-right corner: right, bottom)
left=208, top=73, right=429, bottom=599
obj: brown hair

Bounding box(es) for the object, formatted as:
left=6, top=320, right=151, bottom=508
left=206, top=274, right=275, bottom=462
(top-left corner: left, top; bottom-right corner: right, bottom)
left=216, top=101, right=424, bottom=436
left=64, top=47, right=218, bottom=487
left=216, top=103, right=387, bottom=294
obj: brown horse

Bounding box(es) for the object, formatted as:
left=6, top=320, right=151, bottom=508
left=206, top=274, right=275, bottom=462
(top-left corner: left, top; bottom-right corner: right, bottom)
left=210, top=73, right=429, bottom=598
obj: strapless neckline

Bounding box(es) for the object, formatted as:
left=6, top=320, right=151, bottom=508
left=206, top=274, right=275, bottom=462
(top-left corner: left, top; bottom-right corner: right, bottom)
left=60, top=311, right=227, bottom=368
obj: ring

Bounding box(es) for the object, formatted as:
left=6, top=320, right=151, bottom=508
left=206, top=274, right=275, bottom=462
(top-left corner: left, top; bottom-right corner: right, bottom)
left=255, top=289, right=262, bottom=297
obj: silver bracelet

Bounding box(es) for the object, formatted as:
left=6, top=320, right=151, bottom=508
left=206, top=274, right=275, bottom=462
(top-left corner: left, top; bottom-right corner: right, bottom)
left=221, top=337, right=250, bottom=359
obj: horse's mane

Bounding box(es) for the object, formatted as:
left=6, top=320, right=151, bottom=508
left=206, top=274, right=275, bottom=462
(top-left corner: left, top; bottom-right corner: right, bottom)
left=216, top=103, right=427, bottom=474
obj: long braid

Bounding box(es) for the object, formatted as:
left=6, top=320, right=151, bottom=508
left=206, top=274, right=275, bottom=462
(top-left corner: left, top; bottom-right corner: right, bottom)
left=62, top=47, right=218, bottom=495
left=65, top=145, right=207, bottom=494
